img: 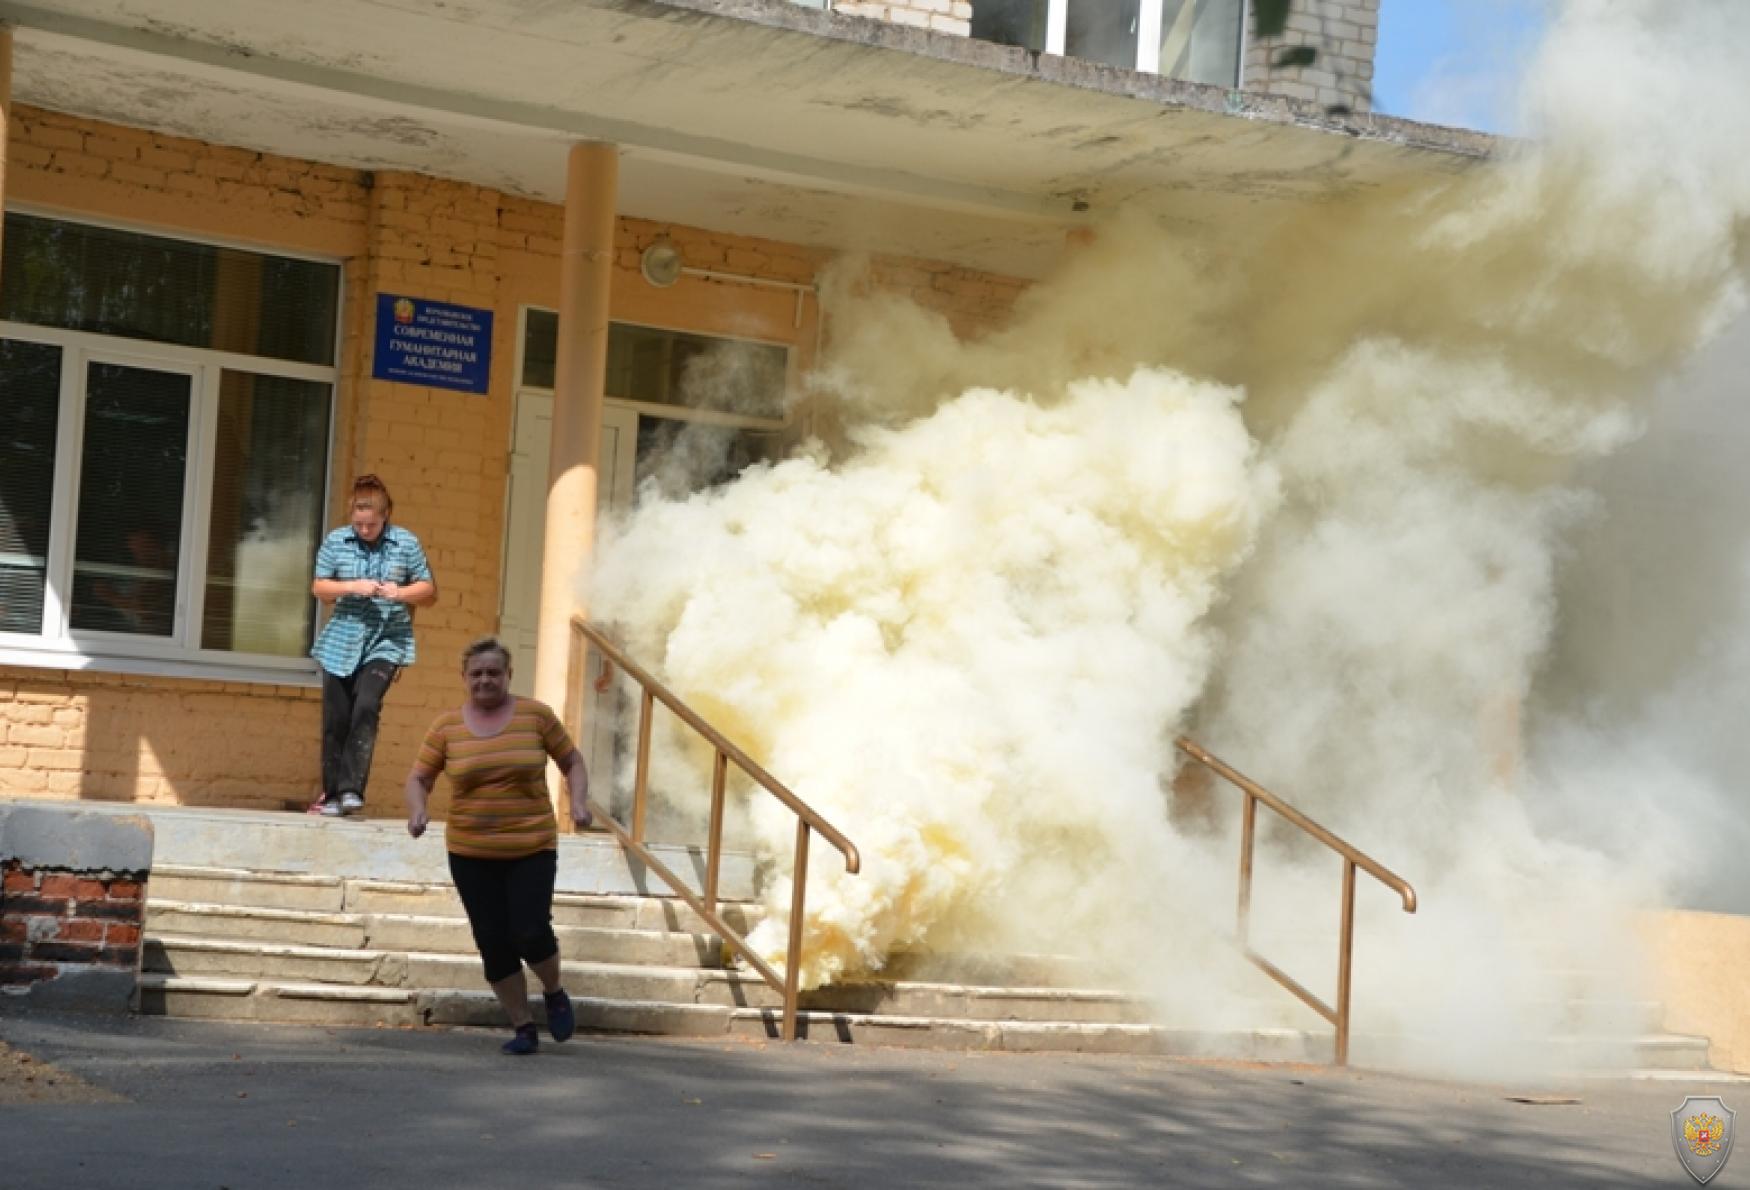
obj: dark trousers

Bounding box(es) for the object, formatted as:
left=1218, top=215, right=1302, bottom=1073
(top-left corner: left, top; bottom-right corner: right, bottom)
left=448, top=850, right=560, bottom=985
left=319, top=659, right=397, bottom=801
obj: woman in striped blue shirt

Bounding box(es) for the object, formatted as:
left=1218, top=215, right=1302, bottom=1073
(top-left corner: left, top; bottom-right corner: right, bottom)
left=309, top=474, right=437, bottom=817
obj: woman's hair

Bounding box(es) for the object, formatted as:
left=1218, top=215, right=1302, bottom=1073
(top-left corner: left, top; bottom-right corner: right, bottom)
left=350, top=473, right=393, bottom=516
left=460, top=635, right=512, bottom=670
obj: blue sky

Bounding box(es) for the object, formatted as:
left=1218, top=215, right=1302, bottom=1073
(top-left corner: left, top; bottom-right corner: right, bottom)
left=1372, top=0, right=1549, bottom=133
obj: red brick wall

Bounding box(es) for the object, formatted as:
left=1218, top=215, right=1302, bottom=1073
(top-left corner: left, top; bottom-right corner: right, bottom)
left=0, top=860, right=146, bottom=988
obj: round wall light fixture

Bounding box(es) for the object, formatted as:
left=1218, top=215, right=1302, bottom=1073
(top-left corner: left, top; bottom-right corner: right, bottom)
left=640, top=242, right=683, bottom=288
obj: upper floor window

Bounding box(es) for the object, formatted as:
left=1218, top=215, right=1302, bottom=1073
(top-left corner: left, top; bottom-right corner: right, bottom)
left=0, top=213, right=340, bottom=683
left=971, top=0, right=1245, bottom=87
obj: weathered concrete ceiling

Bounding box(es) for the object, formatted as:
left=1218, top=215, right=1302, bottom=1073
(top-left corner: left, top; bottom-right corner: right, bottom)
left=0, top=0, right=1497, bottom=276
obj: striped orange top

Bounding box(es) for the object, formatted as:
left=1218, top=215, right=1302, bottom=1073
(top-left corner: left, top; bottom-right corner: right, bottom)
left=413, top=697, right=575, bottom=860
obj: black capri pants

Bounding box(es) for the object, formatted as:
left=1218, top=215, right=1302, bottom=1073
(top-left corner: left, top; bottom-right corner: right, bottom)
left=447, top=850, right=560, bottom=985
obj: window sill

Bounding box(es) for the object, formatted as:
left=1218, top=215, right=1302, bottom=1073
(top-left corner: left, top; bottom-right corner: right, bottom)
left=0, top=642, right=322, bottom=689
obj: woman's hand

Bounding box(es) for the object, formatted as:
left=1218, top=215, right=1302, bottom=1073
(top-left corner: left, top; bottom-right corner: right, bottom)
left=558, top=748, right=593, bottom=832
left=404, top=771, right=435, bottom=839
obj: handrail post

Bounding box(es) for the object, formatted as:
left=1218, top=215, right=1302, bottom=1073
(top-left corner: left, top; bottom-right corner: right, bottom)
left=1336, top=858, right=1356, bottom=1066
left=1237, top=791, right=1257, bottom=945
left=705, top=749, right=728, bottom=916
left=783, top=820, right=812, bottom=1042
left=632, top=689, right=654, bottom=844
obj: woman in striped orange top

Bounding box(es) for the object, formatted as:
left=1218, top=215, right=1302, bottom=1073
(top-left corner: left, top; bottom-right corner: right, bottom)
left=404, top=636, right=592, bottom=1055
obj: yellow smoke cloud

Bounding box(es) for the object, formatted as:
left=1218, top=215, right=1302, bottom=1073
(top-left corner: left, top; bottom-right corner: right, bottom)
left=590, top=0, right=1750, bottom=1076
left=595, top=369, right=1275, bottom=986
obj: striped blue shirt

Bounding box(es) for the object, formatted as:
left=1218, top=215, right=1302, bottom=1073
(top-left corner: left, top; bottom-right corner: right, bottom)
left=310, top=523, right=433, bottom=677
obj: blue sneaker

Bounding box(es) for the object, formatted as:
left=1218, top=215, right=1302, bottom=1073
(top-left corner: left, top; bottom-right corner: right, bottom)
left=544, top=989, right=575, bottom=1043
left=501, top=1023, right=538, bottom=1056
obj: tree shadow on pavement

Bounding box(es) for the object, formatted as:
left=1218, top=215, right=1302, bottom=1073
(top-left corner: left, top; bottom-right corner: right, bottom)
left=0, top=1013, right=1689, bottom=1189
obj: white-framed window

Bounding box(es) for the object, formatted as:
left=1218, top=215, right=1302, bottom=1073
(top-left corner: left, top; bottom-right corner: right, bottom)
left=518, top=307, right=793, bottom=493
left=0, top=211, right=341, bottom=684
left=970, top=0, right=1247, bottom=87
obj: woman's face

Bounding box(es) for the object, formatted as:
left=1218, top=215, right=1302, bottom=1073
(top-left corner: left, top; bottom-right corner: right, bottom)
left=350, top=498, right=387, bottom=545
left=463, top=651, right=511, bottom=708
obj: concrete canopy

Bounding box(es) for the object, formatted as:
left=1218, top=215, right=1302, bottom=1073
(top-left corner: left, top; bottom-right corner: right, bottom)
left=0, top=0, right=1496, bottom=277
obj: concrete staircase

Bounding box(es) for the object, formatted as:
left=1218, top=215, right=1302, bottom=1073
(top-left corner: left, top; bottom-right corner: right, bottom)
left=136, top=861, right=1185, bottom=1052
left=123, top=807, right=1181, bottom=1053
left=108, top=804, right=1719, bottom=1068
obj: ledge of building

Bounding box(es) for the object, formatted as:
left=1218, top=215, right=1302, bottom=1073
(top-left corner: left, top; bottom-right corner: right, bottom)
left=656, top=0, right=1499, bottom=161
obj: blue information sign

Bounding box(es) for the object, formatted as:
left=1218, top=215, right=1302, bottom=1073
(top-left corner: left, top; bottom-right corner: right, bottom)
left=372, top=294, right=494, bottom=394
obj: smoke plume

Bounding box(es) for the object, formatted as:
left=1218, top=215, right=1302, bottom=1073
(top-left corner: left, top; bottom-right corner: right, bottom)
left=589, top=0, right=1750, bottom=1076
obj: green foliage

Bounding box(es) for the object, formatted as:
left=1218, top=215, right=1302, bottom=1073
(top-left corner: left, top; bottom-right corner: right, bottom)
left=1273, top=45, right=1319, bottom=68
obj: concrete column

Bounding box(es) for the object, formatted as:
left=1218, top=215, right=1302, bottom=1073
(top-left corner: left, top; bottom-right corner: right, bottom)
left=1, top=27, right=13, bottom=272
left=533, top=142, right=618, bottom=740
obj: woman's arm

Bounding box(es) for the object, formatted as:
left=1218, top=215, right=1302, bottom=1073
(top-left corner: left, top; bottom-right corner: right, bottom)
left=405, top=768, right=438, bottom=838
left=557, top=748, right=593, bottom=831
left=313, top=576, right=378, bottom=604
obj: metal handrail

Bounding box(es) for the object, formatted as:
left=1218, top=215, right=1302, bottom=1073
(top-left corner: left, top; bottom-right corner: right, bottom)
left=1174, top=736, right=1417, bottom=1066
left=566, top=617, right=860, bottom=1041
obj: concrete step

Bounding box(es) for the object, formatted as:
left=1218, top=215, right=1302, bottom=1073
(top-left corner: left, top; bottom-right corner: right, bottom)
left=749, top=1012, right=1312, bottom=1056
left=147, top=921, right=724, bottom=974
left=149, top=866, right=346, bottom=913
left=799, top=979, right=1150, bottom=1025
left=146, top=902, right=368, bottom=949
left=135, top=974, right=747, bottom=1036
left=145, top=936, right=393, bottom=987
left=367, top=914, right=725, bottom=966
left=146, top=902, right=733, bottom=966
left=1548, top=998, right=1667, bottom=1036
left=1631, top=1032, right=1713, bottom=1072
left=423, top=988, right=737, bottom=1035
left=347, top=882, right=764, bottom=935
left=878, top=949, right=1117, bottom=989
left=134, top=975, right=425, bottom=1027
left=396, top=952, right=782, bottom=1007
left=82, top=802, right=758, bottom=899
left=144, top=937, right=781, bottom=1007
left=149, top=865, right=764, bottom=934
left=128, top=973, right=1290, bottom=1053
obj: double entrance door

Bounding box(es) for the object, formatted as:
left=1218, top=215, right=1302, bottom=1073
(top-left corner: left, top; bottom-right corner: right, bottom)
left=498, top=391, right=635, bottom=786
left=500, top=387, right=787, bottom=794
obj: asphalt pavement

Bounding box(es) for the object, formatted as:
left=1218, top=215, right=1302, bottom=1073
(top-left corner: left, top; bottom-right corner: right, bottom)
left=0, top=1008, right=1742, bottom=1189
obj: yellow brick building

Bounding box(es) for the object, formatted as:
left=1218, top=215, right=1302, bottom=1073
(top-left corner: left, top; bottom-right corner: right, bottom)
left=0, top=102, right=1035, bottom=812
